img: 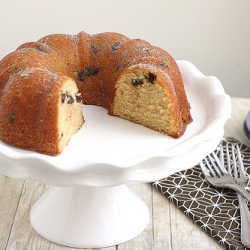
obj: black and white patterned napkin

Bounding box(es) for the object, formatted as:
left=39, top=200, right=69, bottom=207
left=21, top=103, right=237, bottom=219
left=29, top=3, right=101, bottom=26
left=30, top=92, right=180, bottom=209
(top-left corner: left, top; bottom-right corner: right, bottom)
left=153, top=137, right=250, bottom=250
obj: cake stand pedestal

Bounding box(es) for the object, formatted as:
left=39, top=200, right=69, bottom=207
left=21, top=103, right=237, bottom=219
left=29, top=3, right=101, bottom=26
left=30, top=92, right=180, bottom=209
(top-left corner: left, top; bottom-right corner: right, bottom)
left=0, top=61, right=231, bottom=248
left=30, top=184, right=149, bottom=248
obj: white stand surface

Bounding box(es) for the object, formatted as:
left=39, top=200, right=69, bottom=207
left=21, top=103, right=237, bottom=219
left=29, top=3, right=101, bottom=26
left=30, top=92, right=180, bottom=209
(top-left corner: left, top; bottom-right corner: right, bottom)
left=0, top=61, right=231, bottom=248
left=30, top=185, right=149, bottom=248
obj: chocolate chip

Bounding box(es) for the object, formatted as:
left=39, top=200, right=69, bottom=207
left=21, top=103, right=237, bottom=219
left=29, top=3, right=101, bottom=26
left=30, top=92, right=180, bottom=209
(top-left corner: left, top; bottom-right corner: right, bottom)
left=13, top=66, right=23, bottom=73
left=78, top=67, right=100, bottom=82
left=61, top=93, right=66, bottom=103
left=112, top=42, right=121, bottom=52
left=75, top=93, right=82, bottom=102
left=67, top=95, right=74, bottom=104
left=85, top=67, right=92, bottom=77
left=132, top=79, right=144, bottom=86
left=146, top=72, right=156, bottom=83
left=92, top=67, right=99, bottom=76
left=160, top=60, right=168, bottom=68
left=9, top=112, right=15, bottom=124
left=78, top=70, right=85, bottom=81
left=37, top=44, right=49, bottom=53
left=91, top=45, right=99, bottom=54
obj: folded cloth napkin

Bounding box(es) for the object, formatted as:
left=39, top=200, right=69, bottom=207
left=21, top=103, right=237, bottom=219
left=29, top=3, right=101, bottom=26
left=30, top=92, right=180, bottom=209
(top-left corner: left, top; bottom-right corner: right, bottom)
left=153, top=137, right=250, bottom=250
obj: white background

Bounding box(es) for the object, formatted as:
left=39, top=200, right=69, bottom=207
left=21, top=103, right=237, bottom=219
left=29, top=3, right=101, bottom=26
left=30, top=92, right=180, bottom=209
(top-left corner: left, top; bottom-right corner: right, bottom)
left=0, top=0, right=249, bottom=98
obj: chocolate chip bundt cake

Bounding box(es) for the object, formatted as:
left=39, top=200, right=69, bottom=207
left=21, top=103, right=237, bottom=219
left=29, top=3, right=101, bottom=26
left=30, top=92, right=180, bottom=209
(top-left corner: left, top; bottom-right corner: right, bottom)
left=0, top=31, right=192, bottom=155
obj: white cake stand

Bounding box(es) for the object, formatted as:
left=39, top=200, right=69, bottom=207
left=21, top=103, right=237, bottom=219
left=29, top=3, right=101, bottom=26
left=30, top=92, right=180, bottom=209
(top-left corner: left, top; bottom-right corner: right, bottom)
left=0, top=61, right=231, bottom=248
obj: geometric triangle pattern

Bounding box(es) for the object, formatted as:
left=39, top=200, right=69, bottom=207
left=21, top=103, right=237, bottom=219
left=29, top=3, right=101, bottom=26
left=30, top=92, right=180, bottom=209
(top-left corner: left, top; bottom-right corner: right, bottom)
left=153, top=137, right=250, bottom=250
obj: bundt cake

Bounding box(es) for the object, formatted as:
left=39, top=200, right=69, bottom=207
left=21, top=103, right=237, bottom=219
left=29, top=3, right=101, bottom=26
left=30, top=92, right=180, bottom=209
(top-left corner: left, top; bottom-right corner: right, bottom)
left=0, top=31, right=192, bottom=155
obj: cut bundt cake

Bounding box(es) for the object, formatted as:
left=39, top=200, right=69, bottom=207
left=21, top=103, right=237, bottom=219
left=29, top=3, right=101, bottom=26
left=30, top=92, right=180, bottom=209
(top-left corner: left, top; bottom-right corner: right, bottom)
left=0, top=31, right=192, bottom=155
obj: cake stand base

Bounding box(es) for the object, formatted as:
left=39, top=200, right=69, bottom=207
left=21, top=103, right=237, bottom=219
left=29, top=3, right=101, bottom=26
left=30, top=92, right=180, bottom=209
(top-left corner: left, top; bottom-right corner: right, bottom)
left=30, top=184, right=149, bottom=248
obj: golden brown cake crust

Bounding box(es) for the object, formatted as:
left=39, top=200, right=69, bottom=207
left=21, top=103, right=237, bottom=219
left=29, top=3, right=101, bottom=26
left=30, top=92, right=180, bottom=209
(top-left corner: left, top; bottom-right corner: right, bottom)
left=0, top=31, right=192, bottom=155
